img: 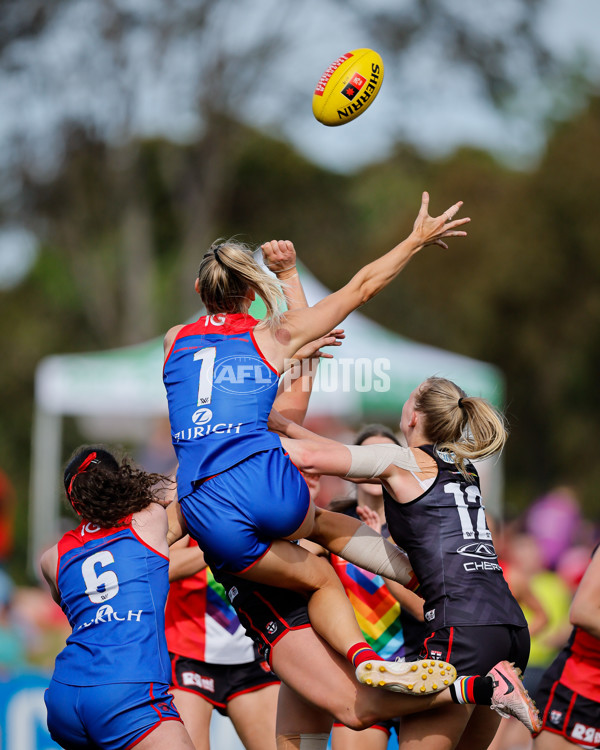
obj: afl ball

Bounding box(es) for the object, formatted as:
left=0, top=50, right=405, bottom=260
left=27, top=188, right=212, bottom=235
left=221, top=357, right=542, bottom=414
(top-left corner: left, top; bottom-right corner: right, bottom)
left=312, top=48, right=384, bottom=127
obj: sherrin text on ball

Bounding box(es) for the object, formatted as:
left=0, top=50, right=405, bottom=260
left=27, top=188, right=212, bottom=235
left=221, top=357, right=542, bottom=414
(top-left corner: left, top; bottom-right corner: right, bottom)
left=312, top=48, right=384, bottom=126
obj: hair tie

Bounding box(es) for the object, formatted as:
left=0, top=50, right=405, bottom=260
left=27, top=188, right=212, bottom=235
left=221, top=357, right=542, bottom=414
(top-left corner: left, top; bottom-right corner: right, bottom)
left=67, top=451, right=98, bottom=497
left=203, top=245, right=225, bottom=265
left=458, top=398, right=465, bottom=409
left=213, top=245, right=224, bottom=265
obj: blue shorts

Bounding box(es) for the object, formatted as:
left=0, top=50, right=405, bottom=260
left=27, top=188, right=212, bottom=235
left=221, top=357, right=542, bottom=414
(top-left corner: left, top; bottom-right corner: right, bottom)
left=180, top=448, right=311, bottom=573
left=44, top=679, right=181, bottom=750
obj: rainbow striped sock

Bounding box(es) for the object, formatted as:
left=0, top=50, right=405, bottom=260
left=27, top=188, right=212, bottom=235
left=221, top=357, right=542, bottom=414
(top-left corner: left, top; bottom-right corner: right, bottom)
left=449, top=675, right=493, bottom=705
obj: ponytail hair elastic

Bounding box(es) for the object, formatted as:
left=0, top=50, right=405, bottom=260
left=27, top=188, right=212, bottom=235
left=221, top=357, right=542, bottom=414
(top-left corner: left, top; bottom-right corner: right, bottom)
left=64, top=447, right=119, bottom=500
left=458, top=398, right=465, bottom=409
left=213, top=245, right=225, bottom=265
left=203, top=245, right=225, bottom=265
left=65, top=451, right=98, bottom=498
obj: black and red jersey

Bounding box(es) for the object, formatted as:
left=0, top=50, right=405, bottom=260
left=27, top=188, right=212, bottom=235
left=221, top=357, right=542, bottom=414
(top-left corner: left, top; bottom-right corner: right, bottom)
left=384, top=444, right=526, bottom=633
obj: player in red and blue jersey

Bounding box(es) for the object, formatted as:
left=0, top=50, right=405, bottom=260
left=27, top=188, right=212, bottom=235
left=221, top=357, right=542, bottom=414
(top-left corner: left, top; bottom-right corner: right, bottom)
left=163, top=193, right=470, bottom=691
left=40, top=446, right=195, bottom=750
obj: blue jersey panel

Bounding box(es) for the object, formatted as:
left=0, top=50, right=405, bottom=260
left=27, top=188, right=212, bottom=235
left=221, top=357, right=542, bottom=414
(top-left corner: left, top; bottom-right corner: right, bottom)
left=163, top=314, right=281, bottom=497
left=53, top=525, right=171, bottom=686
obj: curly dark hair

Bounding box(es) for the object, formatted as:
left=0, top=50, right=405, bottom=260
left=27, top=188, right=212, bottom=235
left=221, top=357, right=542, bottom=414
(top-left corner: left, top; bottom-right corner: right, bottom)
left=63, top=445, right=171, bottom=528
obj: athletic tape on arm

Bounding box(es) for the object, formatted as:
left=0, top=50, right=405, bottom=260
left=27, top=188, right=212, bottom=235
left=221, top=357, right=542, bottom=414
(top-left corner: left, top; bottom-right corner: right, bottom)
left=344, top=443, right=420, bottom=479
left=339, top=524, right=415, bottom=586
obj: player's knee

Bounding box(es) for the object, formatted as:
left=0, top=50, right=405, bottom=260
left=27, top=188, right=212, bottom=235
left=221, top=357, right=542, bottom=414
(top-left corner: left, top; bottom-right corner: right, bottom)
left=290, top=553, right=343, bottom=597
left=306, top=553, right=343, bottom=590
left=331, top=711, right=370, bottom=732
left=350, top=705, right=379, bottom=731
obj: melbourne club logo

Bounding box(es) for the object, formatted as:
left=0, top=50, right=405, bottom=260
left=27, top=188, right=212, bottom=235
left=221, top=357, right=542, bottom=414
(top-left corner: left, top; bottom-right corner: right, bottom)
left=341, top=72, right=367, bottom=100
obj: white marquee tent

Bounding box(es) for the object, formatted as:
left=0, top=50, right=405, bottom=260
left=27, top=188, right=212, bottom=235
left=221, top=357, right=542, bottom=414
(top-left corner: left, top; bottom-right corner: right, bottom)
left=30, top=266, right=504, bottom=570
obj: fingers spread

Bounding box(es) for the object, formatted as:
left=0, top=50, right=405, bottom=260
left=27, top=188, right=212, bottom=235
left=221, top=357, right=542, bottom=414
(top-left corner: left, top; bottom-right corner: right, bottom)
left=446, top=216, right=470, bottom=228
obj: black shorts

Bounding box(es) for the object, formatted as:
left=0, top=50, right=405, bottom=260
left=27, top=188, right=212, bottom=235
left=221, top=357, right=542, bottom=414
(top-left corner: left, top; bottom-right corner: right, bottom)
left=534, top=661, right=600, bottom=747
left=211, top=569, right=311, bottom=667
left=420, top=625, right=530, bottom=675
left=169, top=653, right=279, bottom=716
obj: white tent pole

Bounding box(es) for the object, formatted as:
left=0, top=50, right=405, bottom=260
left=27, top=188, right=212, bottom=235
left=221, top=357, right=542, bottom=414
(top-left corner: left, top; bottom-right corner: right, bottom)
left=29, top=407, right=63, bottom=577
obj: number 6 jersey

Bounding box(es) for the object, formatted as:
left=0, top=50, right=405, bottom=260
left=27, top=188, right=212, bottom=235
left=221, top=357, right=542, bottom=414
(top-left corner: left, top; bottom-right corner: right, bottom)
left=384, top=445, right=527, bottom=633
left=51, top=520, right=171, bottom=686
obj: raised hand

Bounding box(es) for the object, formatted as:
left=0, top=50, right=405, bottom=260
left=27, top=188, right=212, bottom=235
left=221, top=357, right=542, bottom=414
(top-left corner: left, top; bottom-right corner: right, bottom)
left=411, top=191, right=470, bottom=250
left=356, top=504, right=383, bottom=535
left=261, top=239, right=297, bottom=275
left=292, top=329, right=345, bottom=362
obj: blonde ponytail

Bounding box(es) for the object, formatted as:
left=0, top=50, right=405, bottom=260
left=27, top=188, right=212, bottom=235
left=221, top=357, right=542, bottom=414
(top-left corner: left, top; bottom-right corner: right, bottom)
left=415, top=376, right=507, bottom=477
left=197, top=239, right=285, bottom=322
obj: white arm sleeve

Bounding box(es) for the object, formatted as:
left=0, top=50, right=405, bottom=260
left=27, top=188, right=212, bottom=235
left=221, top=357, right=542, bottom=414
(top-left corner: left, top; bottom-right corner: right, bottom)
left=338, top=524, right=416, bottom=585
left=344, top=443, right=420, bottom=479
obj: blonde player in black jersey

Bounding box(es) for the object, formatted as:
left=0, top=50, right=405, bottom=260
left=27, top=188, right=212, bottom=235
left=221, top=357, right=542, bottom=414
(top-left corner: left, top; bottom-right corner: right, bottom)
left=272, top=376, right=540, bottom=750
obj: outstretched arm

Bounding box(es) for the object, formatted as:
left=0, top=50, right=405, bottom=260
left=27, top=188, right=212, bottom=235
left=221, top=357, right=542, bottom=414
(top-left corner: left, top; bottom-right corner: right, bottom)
left=256, top=193, right=469, bottom=367
left=271, top=414, right=419, bottom=481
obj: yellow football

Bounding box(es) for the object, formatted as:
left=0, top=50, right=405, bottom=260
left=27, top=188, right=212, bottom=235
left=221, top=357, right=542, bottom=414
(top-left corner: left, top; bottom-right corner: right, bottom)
left=312, top=48, right=384, bottom=127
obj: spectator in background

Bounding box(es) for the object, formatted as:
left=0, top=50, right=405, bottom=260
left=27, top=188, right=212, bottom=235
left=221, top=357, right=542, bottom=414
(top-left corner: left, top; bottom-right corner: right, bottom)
left=0, top=568, right=27, bottom=672
left=556, top=545, right=594, bottom=595
left=525, top=488, right=582, bottom=572
left=507, top=533, right=572, bottom=697
left=0, top=468, right=16, bottom=561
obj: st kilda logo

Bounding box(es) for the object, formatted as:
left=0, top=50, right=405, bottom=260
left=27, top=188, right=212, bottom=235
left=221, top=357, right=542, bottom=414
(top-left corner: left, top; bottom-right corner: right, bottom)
left=341, top=72, right=367, bottom=101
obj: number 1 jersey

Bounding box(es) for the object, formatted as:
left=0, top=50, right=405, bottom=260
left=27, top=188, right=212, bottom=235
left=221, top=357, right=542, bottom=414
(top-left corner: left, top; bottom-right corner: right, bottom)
left=163, top=313, right=281, bottom=499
